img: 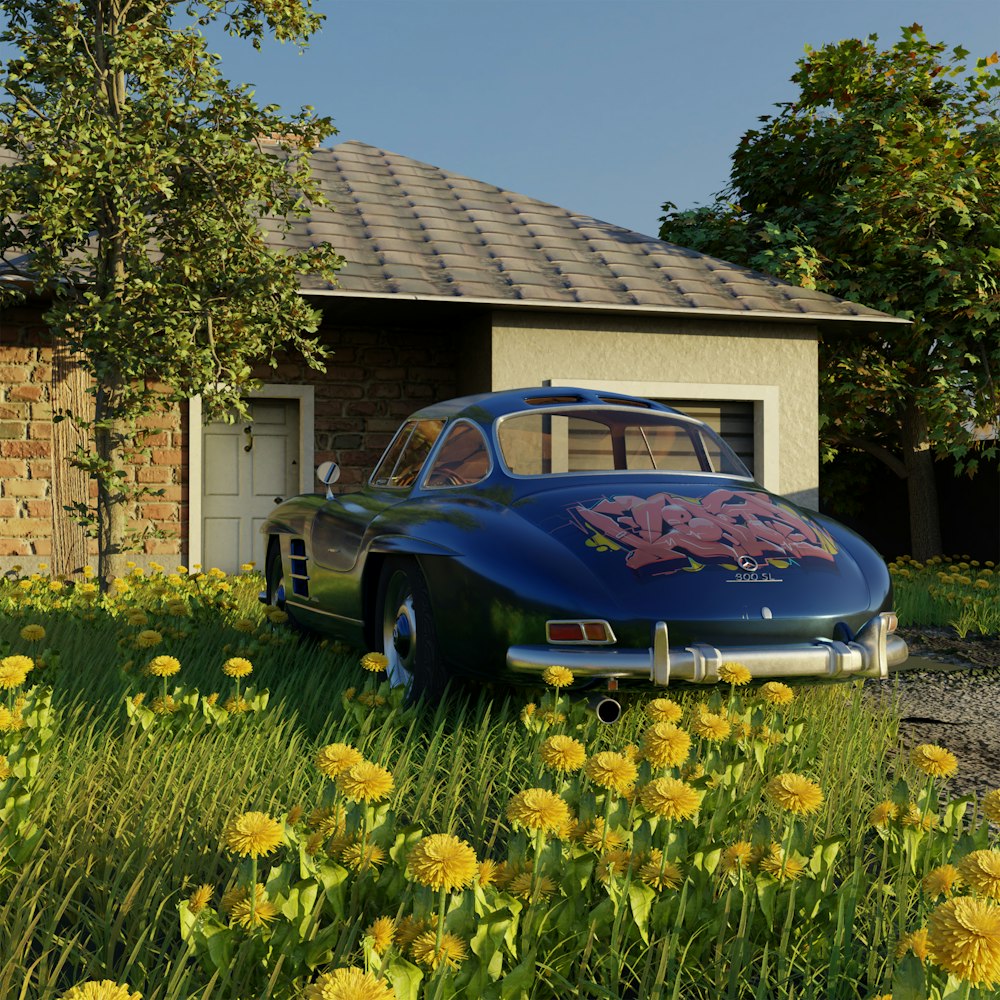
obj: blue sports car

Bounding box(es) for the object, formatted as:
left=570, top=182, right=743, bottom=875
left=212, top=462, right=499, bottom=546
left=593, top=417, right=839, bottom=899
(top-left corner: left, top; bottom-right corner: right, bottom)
left=261, top=387, right=906, bottom=704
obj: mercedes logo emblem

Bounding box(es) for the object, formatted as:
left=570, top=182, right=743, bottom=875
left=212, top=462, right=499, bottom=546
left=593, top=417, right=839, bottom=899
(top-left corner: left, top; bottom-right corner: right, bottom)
left=737, top=555, right=759, bottom=572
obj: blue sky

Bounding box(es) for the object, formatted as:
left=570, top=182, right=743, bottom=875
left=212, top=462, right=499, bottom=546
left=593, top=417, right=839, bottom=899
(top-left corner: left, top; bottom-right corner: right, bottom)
left=205, top=0, right=1000, bottom=236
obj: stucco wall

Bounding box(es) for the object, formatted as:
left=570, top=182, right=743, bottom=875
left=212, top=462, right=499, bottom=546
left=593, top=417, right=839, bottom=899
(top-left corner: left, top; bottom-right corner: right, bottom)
left=486, top=311, right=820, bottom=509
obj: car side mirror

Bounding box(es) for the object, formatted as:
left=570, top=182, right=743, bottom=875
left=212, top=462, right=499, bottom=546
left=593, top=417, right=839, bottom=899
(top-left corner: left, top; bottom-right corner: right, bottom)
left=316, top=461, right=341, bottom=499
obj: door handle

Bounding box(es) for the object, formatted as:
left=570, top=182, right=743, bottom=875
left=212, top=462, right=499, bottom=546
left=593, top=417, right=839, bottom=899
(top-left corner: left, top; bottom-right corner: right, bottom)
left=243, top=426, right=253, bottom=452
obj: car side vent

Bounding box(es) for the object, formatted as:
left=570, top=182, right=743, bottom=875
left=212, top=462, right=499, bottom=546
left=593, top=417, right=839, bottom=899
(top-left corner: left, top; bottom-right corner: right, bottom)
left=524, top=394, right=584, bottom=405
left=289, top=538, right=309, bottom=597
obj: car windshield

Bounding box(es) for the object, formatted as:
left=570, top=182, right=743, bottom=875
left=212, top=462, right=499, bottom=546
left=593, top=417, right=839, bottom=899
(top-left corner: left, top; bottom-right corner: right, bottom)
left=496, top=407, right=752, bottom=478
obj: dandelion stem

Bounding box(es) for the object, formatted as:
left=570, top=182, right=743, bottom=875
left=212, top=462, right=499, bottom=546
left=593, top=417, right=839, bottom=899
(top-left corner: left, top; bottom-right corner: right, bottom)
left=249, top=856, right=257, bottom=926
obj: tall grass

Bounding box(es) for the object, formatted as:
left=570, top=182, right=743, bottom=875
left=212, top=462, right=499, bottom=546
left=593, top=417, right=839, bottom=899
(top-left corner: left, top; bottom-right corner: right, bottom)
left=0, top=565, right=996, bottom=999
left=890, top=554, right=1000, bottom=636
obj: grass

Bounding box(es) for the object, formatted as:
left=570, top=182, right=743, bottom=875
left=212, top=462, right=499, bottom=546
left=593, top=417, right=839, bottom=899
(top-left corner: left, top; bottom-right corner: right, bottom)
left=889, top=554, right=1000, bottom=636
left=0, top=564, right=997, bottom=999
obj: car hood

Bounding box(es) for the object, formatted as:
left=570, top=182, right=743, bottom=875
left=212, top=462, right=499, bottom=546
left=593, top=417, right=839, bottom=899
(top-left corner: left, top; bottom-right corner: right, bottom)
left=509, top=480, right=873, bottom=624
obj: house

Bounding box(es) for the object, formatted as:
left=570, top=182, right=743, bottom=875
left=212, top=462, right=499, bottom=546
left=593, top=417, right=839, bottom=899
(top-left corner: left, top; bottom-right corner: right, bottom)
left=0, top=140, right=906, bottom=574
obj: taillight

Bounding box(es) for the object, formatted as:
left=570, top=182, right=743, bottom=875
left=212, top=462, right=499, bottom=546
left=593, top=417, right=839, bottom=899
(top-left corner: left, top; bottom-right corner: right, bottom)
left=546, top=620, right=616, bottom=644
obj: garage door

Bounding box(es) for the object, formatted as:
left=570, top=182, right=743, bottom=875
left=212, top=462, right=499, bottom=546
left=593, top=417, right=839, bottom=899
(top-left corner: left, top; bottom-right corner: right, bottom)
left=659, top=399, right=755, bottom=477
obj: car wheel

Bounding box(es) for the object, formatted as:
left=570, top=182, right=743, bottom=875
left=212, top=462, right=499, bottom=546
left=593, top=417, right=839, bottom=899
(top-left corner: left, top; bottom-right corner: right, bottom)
left=376, top=557, right=444, bottom=701
left=265, top=539, right=286, bottom=609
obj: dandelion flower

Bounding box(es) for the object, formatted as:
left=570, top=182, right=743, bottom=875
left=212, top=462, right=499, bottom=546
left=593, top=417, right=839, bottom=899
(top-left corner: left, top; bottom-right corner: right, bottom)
left=720, top=841, right=753, bottom=876
left=232, top=618, right=255, bottom=634
left=639, top=777, right=701, bottom=821
left=0, top=755, right=10, bottom=780
left=135, top=629, right=162, bottom=649
left=223, top=657, right=253, bottom=678
left=910, top=744, right=958, bottom=779
left=639, top=850, right=684, bottom=891
left=958, top=851, right=1000, bottom=900
left=360, top=651, right=389, bottom=673
left=0, top=655, right=32, bottom=689
left=410, top=930, right=469, bottom=971
left=308, top=805, right=346, bottom=837
left=984, top=790, right=1000, bottom=825
left=338, top=761, right=394, bottom=803
left=395, top=916, right=433, bottom=951
left=407, top=833, right=478, bottom=892
left=477, top=858, right=500, bottom=888
left=764, top=773, right=824, bottom=815
left=222, top=811, right=284, bottom=858
left=339, top=839, right=387, bottom=872
left=585, top=751, right=637, bottom=794
left=596, top=848, right=633, bottom=883
left=759, top=844, right=805, bottom=881
left=147, top=655, right=181, bottom=677
left=539, top=734, right=587, bottom=772
left=226, top=883, right=278, bottom=929
left=644, top=697, right=683, bottom=724
left=507, top=871, right=557, bottom=900
left=19, top=624, right=45, bottom=642
left=507, top=788, right=571, bottom=833
left=366, top=916, right=396, bottom=954
left=692, top=711, right=731, bottom=741
left=150, top=695, right=179, bottom=715
left=265, top=608, right=288, bottom=624
left=896, top=927, right=931, bottom=961
left=315, top=742, right=364, bottom=779
left=187, top=884, right=214, bottom=914
left=542, top=665, right=574, bottom=688
left=927, top=896, right=1000, bottom=988
left=923, top=864, right=963, bottom=899
left=869, top=801, right=900, bottom=827
left=719, top=662, right=751, bottom=685
left=641, top=723, right=692, bottom=769
left=759, top=681, right=794, bottom=706
left=900, top=803, right=938, bottom=830
left=223, top=695, right=251, bottom=714
left=59, top=982, right=142, bottom=1000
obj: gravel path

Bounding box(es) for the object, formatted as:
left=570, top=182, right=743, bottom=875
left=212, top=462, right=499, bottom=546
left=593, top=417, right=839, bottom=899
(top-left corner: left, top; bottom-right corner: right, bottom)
left=864, top=630, right=1000, bottom=798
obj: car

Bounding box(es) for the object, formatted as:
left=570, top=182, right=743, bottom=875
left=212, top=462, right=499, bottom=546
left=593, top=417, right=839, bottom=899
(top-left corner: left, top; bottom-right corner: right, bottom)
left=261, top=386, right=907, bottom=709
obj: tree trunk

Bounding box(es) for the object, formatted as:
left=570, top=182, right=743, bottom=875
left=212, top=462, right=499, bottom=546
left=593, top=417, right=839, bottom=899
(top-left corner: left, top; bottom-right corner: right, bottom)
left=901, top=405, right=942, bottom=560
left=50, top=336, right=92, bottom=577
left=93, top=387, right=129, bottom=589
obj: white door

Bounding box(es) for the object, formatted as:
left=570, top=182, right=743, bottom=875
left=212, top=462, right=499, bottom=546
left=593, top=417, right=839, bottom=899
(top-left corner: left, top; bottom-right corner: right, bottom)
left=201, top=399, right=300, bottom=573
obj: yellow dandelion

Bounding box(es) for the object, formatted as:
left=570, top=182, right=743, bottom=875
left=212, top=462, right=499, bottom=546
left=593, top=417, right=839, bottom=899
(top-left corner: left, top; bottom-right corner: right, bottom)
left=0, top=755, right=11, bottom=780
left=338, top=761, right=394, bottom=803
left=927, top=896, right=1000, bottom=988
left=507, top=788, right=571, bottom=834
left=228, top=885, right=279, bottom=929
left=923, top=864, right=963, bottom=899
left=407, top=833, right=478, bottom=892
left=644, top=697, right=683, bottom=724
left=366, top=916, right=396, bottom=954
left=135, top=629, right=162, bottom=649
left=641, top=722, right=692, bottom=769
left=59, top=982, right=142, bottom=1000
left=910, top=744, right=958, bottom=779
left=639, top=850, right=684, bottom=891
left=308, top=805, right=346, bottom=837
left=360, top=651, right=389, bottom=673
left=410, top=930, right=469, bottom=971
left=692, top=711, right=731, bottom=741
left=959, top=851, right=1000, bottom=901
left=477, top=858, right=500, bottom=888
left=265, top=608, right=288, bottom=624
left=339, top=839, right=387, bottom=872
left=187, top=884, right=214, bottom=914
left=222, top=657, right=253, bottom=678
left=150, top=695, right=178, bottom=715
left=869, top=800, right=900, bottom=827
left=720, top=841, right=753, bottom=876
left=395, top=916, right=433, bottom=951
left=305, top=831, right=327, bottom=856
left=896, top=927, right=931, bottom=961
left=681, top=761, right=705, bottom=781
left=147, top=654, right=181, bottom=677
left=539, top=734, right=587, bottom=772
left=222, top=811, right=284, bottom=858
left=764, top=773, right=824, bottom=815
left=585, top=751, right=637, bottom=794
left=597, top=848, right=633, bottom=883
left=506, top=871, right=557, bottom=900
left=223, top=695, right=251, bottom=714
left=356, top=690, right=387, bottom=708
left=900, top=803, right=938, bottom=830
left=984, top=789, right=1000, bottom=825
left=758, top=844, right=806, bottom=881
left=315, top=742, right=364, bottom=779
left=0, top=655, right=32, bottom=689
left=233, top=618, right=256, bottom=634
left=719, top=662, right=752, bottom=685
left=19, top=624, right=45, bottom=642
left=574, top=817, right=624, bottom=852
left=639, top=777, right=701, bottom=821
left=542, top=665, right=574, bottom=688
left=759, top=681, right=794, bottom=706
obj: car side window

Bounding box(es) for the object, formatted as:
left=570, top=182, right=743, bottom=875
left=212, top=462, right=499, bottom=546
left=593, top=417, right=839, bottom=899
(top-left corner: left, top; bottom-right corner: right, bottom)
left=371, top=419, right=445, bottom=489
left=425, top=420, right=491, bottom=488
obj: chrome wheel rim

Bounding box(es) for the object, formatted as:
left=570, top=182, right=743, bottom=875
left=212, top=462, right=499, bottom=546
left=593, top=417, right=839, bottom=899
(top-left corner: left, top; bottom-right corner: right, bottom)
left=382, top=572, right=416, bottom=692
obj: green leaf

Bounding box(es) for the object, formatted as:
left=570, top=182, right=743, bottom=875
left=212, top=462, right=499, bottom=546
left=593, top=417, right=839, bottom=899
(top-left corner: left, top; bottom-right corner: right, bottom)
left=891, top=953, right=927, bottom=1000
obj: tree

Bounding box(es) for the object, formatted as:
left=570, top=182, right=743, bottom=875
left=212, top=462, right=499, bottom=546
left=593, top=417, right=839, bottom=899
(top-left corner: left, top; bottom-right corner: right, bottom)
left=660, top=25, right=1000, bottom=559
left=0, top=0, right=343, bottom=584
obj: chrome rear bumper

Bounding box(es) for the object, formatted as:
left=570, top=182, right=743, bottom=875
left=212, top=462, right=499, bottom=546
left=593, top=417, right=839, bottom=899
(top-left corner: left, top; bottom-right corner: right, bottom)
left=506, top=613, right=906, bottom=686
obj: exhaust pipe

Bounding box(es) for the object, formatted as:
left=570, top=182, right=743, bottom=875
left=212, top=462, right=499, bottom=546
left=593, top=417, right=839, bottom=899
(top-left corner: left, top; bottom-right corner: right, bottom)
left=588, top=695, right=622, bottom=725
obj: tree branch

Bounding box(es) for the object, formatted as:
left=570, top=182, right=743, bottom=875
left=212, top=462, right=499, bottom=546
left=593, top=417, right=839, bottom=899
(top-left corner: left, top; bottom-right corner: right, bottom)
left=836, top=436, right=909, bottom=479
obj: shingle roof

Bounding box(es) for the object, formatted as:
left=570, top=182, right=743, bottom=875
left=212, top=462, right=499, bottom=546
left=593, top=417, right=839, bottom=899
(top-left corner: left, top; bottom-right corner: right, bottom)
left=280, top=140, right=900, bottom=326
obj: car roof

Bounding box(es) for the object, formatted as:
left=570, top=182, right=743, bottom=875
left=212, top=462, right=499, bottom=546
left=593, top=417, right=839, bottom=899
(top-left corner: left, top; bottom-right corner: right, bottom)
left=406, top=386, right=682, bottom=423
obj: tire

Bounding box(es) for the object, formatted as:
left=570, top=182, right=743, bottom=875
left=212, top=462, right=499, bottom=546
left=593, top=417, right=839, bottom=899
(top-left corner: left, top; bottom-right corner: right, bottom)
left=265, top=539, right=286, bottom=610
left=375, top=557, right=445, bottom=701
